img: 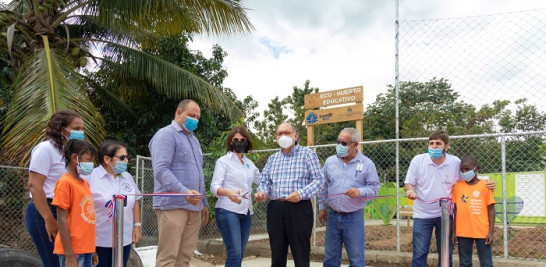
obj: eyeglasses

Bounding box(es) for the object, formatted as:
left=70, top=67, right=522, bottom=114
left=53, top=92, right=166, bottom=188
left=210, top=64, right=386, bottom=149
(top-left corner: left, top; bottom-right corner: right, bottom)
left=337, top=140, right=353, bottom=146
left=233, top=138, right=247, bottom=142
left=275, top=131, right=293, bottom=137
left=113, top=155, right=129, bottom=161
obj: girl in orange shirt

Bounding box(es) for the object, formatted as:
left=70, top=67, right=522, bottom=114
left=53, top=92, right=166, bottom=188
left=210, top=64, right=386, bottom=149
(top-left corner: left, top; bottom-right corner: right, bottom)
left=52, top=140, right=98, bottom=267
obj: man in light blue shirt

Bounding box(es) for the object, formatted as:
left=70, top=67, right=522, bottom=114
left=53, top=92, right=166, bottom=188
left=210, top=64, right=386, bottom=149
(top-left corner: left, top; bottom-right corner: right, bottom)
left=148, top=99, right=209, bottom=267
left=319, top=128, right=381, bottom=267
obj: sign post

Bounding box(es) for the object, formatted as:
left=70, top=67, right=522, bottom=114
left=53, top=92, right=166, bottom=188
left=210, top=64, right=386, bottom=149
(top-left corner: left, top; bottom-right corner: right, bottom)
left=304, top=86, right=364, bottom=150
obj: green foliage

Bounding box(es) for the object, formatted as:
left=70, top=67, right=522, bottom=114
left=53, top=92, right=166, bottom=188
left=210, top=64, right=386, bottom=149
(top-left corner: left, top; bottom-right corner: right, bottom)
left=365, top=183, right=406, bottom=225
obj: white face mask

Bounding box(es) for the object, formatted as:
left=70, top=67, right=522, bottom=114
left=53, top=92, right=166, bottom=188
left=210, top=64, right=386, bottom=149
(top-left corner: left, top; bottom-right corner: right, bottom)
left=277, top=135, right=293, bottom=149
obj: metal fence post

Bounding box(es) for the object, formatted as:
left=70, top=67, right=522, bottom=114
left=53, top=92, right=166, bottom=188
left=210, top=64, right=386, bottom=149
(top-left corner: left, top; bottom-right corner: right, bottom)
left=112, top=195, right=126, bottom=267
left=501, top=136, right=508, bottom=258
left=440, top=199, right=450, bottom=267
left=394, top=0, right=401, bottom=253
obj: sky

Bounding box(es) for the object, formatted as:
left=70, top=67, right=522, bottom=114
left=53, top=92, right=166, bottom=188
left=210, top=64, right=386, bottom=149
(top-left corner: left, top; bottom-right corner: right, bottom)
left=190, top=0, right=546, bottom=115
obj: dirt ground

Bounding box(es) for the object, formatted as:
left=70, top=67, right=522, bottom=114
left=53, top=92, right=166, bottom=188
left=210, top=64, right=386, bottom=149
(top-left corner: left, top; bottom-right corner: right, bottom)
left=197, top=225, right=546, bottom=265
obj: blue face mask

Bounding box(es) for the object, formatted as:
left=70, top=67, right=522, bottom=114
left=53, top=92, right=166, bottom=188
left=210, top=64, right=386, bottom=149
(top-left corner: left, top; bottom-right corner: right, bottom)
left=112, top=161, right=127, bottom=174
left=76, top=157, right=94, bottom=175
left=336, top=144, right=349, bottom=157
left=460, top=168, right=476, bottom=182
left=183, top=117, right=198, bottom=132
left=65, top=128, right=84, bottom=140
left=428, top=148, right=444, bottom=159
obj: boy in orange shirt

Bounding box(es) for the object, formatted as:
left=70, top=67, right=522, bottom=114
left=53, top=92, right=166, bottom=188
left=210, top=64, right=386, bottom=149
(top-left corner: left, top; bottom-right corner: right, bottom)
left=451, top=156, right=495, bottom=267
left=52, top=140, right=98, bottom=267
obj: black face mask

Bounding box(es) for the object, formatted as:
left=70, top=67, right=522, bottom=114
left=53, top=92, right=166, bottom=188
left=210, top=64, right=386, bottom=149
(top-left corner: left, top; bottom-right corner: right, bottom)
left=232, top=140, right=248, bottom=153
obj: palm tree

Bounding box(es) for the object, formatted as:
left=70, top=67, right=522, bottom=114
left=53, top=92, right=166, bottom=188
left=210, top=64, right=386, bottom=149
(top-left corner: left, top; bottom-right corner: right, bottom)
left=0, top=0, right=253, bottom=164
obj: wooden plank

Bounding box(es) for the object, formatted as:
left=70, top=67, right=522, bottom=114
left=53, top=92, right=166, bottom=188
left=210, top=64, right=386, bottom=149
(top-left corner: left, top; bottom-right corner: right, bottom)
left=304, top=104, right=363, bottom=126
left=304, top=86, right=363, bottom=109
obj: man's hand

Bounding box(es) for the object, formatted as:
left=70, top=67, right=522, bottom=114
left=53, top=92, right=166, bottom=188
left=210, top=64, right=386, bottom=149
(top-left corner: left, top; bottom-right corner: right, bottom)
left=45, top=217, right=58, bottom=242
left=319, top=210, right=327, bottom=226
left=92, top=252, right=99, bottom=266
left=132, top=226, right=141, bottom=244
left=185, top=190, right=202, bottom=206
left=284, top=191, right=301, bottom=203
left=452, top=235, right=458, bottom=246
left=485, top=179, right=496, bottom=191
left=201, top=206, right=209, bottom=225
left=254, top=191, right=267, bottom=203
left=405, top=190, right=417, bottom=200
left=485, top=232, right=494, bottom=245
left=345, top=188, right=361, bottom=199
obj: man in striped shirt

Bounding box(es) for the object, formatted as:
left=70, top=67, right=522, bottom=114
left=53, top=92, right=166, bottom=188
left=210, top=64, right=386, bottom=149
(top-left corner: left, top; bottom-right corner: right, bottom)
left=255, top=122, right=325, bottom=267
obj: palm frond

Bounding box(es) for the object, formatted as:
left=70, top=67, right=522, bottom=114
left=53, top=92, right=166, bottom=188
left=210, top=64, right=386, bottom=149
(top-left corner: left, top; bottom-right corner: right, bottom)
left=96, top=42, right=242, bottom=120
left=2, top=47, right=105, bottom=165
left=83, top=0, right=253, bottom=36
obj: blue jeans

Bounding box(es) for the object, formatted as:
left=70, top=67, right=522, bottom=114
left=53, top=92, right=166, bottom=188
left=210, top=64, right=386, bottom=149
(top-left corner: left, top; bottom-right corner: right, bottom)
left=412, top=217, right=453, bottom=267
left=324, top=209, right=365, bottom=267
left=457, top=237, right=493, bottom=267
left=25, top=200, right=59, bottom=267
left=59, top=253, right=93, bottom=267
left=95, top=245, right=131, bottom=267
left=215, top=208, right=252, bottom=267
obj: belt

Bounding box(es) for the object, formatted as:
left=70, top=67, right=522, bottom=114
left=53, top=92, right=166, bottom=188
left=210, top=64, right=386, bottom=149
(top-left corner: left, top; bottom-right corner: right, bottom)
left=329, top=208, right=358, bottom=215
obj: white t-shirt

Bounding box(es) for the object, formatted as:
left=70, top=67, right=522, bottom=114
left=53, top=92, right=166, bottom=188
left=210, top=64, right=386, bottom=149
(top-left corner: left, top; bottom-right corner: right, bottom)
left=86, top=165, right=142, bottom=247
left=404, top=153, right=461, bottom=219
left=210, top=152, right=261, bottom=215
left=28, top=140, right=66, bottom=199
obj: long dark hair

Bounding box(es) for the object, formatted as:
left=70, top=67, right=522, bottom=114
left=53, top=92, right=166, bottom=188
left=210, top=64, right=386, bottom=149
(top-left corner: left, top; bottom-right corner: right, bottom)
left=62, top=140, right=96, bottom=168
left=46, top=110, right=82, bottom=153
left=225, top=126, right=253, bottom=153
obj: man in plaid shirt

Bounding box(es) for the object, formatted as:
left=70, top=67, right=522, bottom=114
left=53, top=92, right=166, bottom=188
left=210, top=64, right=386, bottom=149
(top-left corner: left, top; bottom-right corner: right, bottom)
left=255, top=122, right=325, bottom=267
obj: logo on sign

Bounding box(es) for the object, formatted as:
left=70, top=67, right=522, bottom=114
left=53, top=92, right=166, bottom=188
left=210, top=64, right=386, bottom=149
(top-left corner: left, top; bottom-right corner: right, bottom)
left=306, top=113, right=318, bottom=124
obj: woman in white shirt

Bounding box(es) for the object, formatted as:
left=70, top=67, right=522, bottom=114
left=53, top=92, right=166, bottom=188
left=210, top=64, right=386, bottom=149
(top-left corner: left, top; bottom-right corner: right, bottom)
left=210, top=126, right=261, bottom=267
left=86, top=140, right=141, bottom=267
left=25, top=110, right=84, bottom=267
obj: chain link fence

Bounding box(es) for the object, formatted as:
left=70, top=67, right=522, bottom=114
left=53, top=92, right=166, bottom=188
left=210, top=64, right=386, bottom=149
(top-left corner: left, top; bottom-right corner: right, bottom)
left=130, top=131, right=545, bottom=260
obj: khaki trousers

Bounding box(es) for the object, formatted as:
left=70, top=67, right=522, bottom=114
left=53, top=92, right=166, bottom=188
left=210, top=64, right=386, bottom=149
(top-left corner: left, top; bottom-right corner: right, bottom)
left=155, top=209, right=201, bottom=267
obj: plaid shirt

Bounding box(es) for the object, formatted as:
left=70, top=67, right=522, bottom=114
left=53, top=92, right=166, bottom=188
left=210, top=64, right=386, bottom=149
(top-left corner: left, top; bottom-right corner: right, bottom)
left=257, top=145, right=325, bottom=200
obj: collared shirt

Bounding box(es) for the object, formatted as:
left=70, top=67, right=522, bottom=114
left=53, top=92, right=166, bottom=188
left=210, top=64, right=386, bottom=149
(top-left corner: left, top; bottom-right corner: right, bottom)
left=148, top=121, right=208, bottom=211
left=319, top=151, right=381, bottom=213
left=86, top=165, right=141, bottom=247
left=404, top=153, right=461, bottom=219
left=29, top=140, right=66, bottom=198
left=257, top=145, right=324, bottom=200
left=210, top=152, right=261, bottom=215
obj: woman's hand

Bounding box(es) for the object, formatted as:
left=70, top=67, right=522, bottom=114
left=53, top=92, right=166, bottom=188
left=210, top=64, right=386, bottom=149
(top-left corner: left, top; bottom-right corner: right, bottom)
left=132, top=226, right=141, bottom=244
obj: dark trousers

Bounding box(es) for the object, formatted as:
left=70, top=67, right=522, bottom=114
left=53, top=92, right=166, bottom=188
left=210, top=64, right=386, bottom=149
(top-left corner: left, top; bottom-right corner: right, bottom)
left=25, top=200, right=59, bottom=267
left=95, top=245, right=131, bottom=267
left=457, top=237, right=493, bottom=267
left=267, top=200, right=313, bottom=267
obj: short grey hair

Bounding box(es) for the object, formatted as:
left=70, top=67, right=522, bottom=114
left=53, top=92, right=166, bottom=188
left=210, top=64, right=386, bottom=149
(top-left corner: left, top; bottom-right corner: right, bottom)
left=341, top=127, right=360, bottom=143
left=277, top=122, right=298, bottom=134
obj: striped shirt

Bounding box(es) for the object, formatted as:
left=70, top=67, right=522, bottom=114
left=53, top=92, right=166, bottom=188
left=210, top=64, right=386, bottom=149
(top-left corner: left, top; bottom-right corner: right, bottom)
left=257, top=145, right=324, bottom=200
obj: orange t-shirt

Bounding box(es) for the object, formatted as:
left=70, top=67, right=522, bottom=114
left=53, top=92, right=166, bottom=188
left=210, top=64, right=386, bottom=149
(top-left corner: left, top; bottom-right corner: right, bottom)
left=451, top=180, right=496, bottom=239
left=52, top=173, right=96, bottom=255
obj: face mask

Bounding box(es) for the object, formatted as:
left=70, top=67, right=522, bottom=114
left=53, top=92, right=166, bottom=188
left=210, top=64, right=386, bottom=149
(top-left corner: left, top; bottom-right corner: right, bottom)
left=232, top=141, right=248, bottom=153
left=336, top=144, right=349, bottom=157
left=428, top=148, right=444, bottom=159
left=460, top=168, right=476, bottom=182
left=112, top=160, right=127, bottom=174
left=277, top=135, right=293, bottom=149
left=76, top=156, right=94, bottom=175
left=65, top=128, right=85, bottom=140
left=183, top=117, right=198, bottom=132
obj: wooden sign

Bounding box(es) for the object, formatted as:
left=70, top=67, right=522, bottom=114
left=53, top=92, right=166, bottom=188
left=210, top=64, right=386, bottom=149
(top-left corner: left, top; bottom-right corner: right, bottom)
left=304, top=103, right=363, bottom=126
left=304, top=86, right=363, bottom=109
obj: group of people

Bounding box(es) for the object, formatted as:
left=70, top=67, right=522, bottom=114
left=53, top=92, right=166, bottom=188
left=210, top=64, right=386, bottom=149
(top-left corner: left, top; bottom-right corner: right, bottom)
left=26, top=110, right=141, bottom=267
left=25, top=99, right=497, bottom=267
